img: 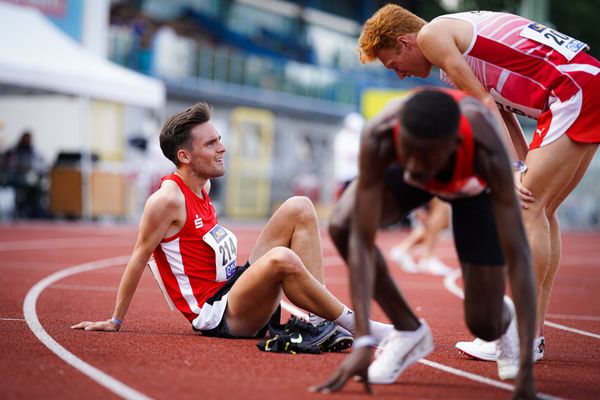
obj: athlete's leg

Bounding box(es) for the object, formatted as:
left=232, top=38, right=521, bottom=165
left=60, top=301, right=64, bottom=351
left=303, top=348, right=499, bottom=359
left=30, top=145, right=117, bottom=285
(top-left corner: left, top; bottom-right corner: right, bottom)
left=226, top=246, right=344, bottom=336
left=522, top=136, right=598, bottom=335
left=461, top=262, right=507, bottom=341
left=248, top=196, right=324, bottom=283
left=420, top=198, right=450, bottom=260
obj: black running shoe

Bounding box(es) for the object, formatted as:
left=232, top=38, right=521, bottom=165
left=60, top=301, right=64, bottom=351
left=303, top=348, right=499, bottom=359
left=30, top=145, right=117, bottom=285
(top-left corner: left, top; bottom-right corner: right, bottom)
left=268, top=316, right=336, bottom=348
left=321, top=327, right=354, bottom=352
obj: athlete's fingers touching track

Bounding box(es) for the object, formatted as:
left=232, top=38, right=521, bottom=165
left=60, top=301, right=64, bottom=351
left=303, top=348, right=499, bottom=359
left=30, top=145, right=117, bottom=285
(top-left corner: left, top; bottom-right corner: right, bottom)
left=513, top=171, right=534, bottom=208
left=71, top=320, right=119, bottom=332
left=309, top=347, right=373, bottom=394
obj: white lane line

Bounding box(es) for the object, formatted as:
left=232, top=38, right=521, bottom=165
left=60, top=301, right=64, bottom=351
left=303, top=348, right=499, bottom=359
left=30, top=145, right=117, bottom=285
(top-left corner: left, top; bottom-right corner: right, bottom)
left=544, top=321, right=600, bottom=339
left=443, top=268, right=599, bottom=339
left=23, top=255, right=153, bottom=400
left=418, top=359, right=562, bottom=400
left=546, top=313, right=600, bottom=322
left=1, top=317, right=26, bottom=321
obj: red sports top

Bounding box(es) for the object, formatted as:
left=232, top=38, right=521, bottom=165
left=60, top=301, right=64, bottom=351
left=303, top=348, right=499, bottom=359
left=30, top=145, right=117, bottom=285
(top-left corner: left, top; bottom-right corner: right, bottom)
left=434, top=11, right=600, bottom=120
left=394, top=89, right=487, bottom=199
left=152, top=174, right=238, bottom=329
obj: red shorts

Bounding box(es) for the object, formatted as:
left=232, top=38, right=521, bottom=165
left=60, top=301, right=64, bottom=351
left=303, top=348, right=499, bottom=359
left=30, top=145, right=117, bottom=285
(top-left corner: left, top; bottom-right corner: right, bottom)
left=530, top=73, right=600, bottom=149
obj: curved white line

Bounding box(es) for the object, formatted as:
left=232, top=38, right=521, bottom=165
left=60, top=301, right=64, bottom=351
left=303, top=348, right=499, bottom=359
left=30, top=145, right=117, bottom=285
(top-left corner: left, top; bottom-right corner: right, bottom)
left=23, top=255, right=153, bottom=400
left=444, top=265, right=599, bottom=339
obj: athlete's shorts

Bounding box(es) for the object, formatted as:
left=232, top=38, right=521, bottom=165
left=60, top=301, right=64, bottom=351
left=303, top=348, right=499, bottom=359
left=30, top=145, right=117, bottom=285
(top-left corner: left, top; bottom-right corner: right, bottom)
left=384, top=165, right=505, bottom=266
left=196, top=262, right=281, bottom=339
left=530, top=73, right=600, bottom=149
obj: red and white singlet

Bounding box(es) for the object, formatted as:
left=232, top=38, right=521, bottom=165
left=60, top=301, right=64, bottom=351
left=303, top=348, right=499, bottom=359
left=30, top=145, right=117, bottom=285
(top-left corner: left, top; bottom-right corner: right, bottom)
left=394, top=89, right=487, bottom=199
left=434, top=11, right=600, bottom=148
left=152, top=174, right=238, bottom=330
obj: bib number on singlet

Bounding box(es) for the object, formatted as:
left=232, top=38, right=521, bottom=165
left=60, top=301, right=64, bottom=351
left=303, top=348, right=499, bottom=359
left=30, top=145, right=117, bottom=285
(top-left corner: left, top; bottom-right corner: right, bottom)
left=520, top=22, right=588, bottom=61
left=202, top=224, right=238, bottom=282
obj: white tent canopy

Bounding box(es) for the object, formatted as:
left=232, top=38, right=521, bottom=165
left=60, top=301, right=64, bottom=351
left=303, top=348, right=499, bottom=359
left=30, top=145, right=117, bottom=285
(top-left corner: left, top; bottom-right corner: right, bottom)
left=0, top=2, right=165, bottom=109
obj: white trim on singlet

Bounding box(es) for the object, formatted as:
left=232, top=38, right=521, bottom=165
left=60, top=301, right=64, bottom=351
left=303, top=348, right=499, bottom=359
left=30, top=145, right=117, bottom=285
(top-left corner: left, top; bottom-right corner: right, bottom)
left=557, top=64, right=600, bottom=75
left=160, top=238, right=201, bottom=314
left=543, top=91, right=583, bottom=146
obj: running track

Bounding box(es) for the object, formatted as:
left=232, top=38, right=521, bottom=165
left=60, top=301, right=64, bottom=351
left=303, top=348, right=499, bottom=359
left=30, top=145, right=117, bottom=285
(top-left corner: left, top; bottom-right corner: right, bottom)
left=1, top=222, right=599, bottom=399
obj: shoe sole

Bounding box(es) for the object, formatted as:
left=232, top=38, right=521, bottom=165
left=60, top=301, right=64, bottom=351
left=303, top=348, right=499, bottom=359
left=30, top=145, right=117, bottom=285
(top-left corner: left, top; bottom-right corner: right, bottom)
left=369, top=333, right=434, bottom=384
left=322, top=336, right=354, bottom=352
left=455, top=343, right=497, bottom=362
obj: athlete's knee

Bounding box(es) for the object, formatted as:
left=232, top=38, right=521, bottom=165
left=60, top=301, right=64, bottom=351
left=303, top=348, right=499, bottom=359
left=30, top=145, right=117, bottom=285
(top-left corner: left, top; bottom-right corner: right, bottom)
left=265, top=246, right=304, bottom=277
left=281, top=196, right=317, bottom=225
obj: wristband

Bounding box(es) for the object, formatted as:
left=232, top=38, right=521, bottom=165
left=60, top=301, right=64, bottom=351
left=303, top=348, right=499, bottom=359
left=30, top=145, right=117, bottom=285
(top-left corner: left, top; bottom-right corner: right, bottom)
left=110, top=316, right=123, bottom=328
left=512, top=160, right=527, bottom=173
left=353, top=335, right=377, bottom=350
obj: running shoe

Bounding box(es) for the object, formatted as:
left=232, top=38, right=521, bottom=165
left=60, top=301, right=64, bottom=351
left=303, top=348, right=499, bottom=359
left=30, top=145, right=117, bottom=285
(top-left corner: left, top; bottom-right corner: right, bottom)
left=268, top=316, right=336, bottom=348
left=455, top=338, right=496, bottom=361
left=418, top=257, right=453, bottom=276
left=533, top=336, right=545, bottom=362
left=321, top=326, right=354, bottom=352
left=389, top=246, right=419, bottom=273
left=368, top=320, right=434, bottom=384
left=496, top=297, right=520, bottom=380
left=456, top=336, right=545, bottom=363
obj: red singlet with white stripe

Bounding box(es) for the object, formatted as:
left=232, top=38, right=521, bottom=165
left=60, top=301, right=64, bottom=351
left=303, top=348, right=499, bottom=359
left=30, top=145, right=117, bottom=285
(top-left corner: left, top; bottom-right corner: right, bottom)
left=152, top=174, right=238, bottom=330
left=394, top=89, right=487, bottom=199
left=434, top=11, right=600, bottom=148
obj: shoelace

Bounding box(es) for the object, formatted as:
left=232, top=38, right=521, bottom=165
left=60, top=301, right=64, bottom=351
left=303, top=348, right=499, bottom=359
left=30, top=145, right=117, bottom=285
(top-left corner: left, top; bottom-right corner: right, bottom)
left=285, top=316, right=319, bottom=335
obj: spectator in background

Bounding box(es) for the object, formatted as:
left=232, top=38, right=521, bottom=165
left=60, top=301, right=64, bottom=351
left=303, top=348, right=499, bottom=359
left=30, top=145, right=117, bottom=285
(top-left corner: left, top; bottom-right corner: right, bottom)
left=0, top=131, right=48, bottom=218
left=333, top=112, right=364, bottom=198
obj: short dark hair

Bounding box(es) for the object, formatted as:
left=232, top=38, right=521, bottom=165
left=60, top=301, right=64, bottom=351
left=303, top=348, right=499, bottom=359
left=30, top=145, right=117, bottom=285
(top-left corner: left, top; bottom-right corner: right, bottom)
left=159, top=102, right=213, bottom=166
left=400, top=90, right=460, bottom=139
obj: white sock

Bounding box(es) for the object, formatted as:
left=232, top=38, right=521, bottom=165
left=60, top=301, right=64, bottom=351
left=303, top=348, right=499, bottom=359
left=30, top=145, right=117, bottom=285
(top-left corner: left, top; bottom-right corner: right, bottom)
left=332, top=305, right=394, bottom=344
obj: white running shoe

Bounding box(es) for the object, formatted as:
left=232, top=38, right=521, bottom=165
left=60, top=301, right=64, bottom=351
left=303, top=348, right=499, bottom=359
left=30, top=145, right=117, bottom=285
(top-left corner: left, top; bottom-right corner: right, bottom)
left=368, top=320, right=434, bottom=384
left=496, top=297, right=520, bottom=380
left=455, top=338, right=496, bottom=361
left=533, top=336, right=545, bottom=362
left=456, top=335, right=545, bottom=363
left=390, top=246, right=419, bottom=273
left=418, top=257, right=453, bottom=276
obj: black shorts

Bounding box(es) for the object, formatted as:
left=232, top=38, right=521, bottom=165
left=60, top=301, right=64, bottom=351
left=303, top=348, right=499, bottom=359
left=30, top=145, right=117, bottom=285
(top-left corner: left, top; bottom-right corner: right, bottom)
left=196, top=262, right=281, bottom=339
left=384, top=165, right=505, bottom=267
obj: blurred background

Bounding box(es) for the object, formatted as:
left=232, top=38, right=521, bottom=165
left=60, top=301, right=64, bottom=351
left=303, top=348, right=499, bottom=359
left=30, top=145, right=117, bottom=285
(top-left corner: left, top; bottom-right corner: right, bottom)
left=0, top=0, right=598, bottom=228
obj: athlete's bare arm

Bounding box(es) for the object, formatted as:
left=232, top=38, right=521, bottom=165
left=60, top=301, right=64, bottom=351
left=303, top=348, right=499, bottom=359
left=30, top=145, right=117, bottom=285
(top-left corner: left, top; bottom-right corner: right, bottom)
left=465, top=101, right=537, bottom=398
left=310, top=101, right=404, bottom=393
left=71, top=181, right=185, bottom=332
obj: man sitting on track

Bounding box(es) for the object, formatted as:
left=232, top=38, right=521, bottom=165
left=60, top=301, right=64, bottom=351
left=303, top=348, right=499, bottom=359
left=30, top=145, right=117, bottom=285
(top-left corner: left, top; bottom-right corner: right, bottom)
left=72, top=102, right=394, bottom=350
left=310, top=89, right=537, bottom=398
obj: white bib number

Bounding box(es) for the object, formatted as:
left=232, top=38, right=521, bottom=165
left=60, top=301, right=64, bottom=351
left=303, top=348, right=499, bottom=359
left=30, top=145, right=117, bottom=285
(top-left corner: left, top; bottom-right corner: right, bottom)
left=520, top=22, right=588, bottom=61
left=202, top=224, right=238, bottom=282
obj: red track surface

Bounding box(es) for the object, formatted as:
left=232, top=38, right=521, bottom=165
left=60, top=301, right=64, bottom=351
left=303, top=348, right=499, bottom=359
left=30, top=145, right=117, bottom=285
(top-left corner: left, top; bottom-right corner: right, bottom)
left=1, top=221, right=599, bottom=399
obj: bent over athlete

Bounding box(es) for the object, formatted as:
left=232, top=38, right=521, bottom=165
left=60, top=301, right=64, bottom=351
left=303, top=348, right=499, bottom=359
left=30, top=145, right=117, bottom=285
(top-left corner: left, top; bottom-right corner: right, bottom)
left=311, top=89, right=537, bottom=399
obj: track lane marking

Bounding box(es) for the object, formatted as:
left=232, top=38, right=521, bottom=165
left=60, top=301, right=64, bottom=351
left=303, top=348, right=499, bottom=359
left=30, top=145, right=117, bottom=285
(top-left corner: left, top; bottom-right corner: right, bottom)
left=23, top=255, right=153, bottom=400
left=444, top=269, right=600, bottom=339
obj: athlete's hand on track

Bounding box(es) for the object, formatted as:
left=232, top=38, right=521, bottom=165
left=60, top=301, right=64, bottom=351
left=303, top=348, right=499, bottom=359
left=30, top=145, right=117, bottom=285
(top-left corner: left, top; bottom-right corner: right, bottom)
left=513, top=170, right=534, bottom=209
left=71, top=320, right=120, bottom=332
left=308, top=346, right=373, bottom=394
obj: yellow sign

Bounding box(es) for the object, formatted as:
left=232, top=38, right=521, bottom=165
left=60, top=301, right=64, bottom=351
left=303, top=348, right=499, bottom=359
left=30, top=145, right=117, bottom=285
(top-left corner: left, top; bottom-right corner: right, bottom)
left=361, top=88, right=409, bottom=120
